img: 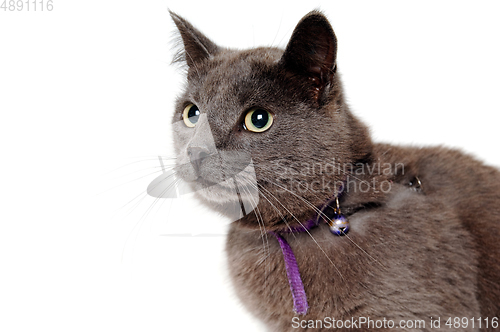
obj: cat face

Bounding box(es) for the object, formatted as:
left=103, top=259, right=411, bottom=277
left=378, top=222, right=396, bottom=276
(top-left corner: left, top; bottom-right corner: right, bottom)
left=170, top=11, right=372, bottom=228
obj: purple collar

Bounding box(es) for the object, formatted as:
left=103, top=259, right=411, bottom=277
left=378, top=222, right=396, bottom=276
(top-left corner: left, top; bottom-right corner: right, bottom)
left=268, top=193, right=351, bottom=316
left=268, top=218, right=317, bottom=316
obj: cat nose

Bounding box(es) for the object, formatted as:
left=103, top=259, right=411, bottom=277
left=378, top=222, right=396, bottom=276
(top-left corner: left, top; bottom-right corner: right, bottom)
left=187, top=147, right=210, bottom=173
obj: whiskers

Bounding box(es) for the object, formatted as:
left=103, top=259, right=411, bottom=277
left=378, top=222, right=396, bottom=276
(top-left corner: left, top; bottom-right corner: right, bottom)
left=107, top=151, right=385, bottom=290
left=233, top=158, right=387, bottom=279
left=262, top=175, right=383, bottom=270
left=251, top=175, right=346, bottom=280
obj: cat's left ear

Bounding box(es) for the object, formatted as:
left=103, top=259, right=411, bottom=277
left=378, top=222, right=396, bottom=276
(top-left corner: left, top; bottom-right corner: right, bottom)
left=169, top=11, right=219, bottom=68
left=280, top=11, right=337, bottom=103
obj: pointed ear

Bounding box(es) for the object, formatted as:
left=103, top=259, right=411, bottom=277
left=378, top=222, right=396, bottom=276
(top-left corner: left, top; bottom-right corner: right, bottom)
left=279, top=11, right=337, bottom=103
left=169, top=11, right=219, bottom=68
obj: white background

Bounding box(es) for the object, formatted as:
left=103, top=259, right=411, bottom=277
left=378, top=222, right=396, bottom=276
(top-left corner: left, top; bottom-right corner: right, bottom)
left=1, top=1, right=499, bottom=331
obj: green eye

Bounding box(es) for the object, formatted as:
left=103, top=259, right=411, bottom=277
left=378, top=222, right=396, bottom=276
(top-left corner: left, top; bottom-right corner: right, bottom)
left=182, top=104, right=200, bottom=128
left=244, top=108, right=273, bottom=133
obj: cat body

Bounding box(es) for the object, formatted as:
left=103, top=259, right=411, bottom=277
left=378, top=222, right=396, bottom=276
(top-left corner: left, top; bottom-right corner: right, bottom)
left=170, top=10, right=500, bottom=331
left=227, top=144, right=500, bottom=331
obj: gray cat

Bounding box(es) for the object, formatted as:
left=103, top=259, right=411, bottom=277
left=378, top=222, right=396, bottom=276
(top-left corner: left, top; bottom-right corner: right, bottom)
left=169, top=10, right=500, bottom=331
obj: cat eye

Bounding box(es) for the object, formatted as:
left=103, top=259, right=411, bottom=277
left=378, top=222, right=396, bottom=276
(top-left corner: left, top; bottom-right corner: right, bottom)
left=243, top=108, right=273, bottom=133
left=182, top=104, right=200, bottom=128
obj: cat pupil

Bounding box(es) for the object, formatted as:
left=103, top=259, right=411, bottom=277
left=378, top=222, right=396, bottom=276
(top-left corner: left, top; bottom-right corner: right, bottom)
left=188, top=105, right=200, bottom=123
left=251, top=109, right=268, bottom=128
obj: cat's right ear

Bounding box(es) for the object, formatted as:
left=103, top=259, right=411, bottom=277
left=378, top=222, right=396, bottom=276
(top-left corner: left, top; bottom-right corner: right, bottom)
left=169, top=11, right=219, bottom=68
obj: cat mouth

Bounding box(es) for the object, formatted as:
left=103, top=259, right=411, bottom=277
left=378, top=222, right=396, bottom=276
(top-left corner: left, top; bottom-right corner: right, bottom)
left=190, top=174, right=259, bottom=205
left=192, top=175, right=243, bottom=195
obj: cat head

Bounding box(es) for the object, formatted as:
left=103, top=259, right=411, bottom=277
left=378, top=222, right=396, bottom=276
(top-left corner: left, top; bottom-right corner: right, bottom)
left=170, top=10, right=372, bottom=229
